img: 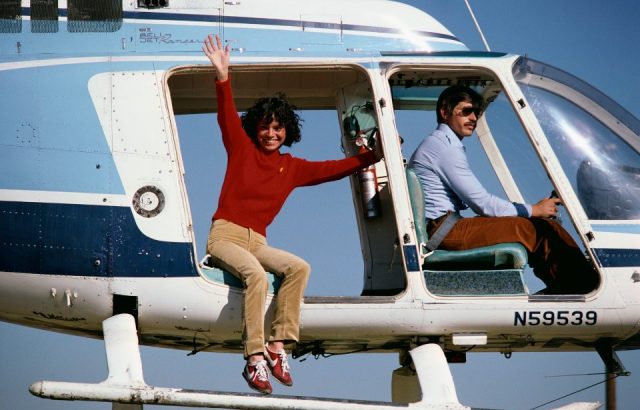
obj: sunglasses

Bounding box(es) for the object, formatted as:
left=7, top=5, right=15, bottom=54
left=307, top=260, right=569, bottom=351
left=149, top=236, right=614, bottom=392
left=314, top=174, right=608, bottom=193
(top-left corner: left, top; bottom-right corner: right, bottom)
left=457, top=106, right=483, bottom=117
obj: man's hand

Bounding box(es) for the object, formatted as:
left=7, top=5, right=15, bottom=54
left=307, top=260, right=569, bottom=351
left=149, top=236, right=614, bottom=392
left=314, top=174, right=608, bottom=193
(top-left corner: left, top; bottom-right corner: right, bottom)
left=532, top=197, right=562, bottom=218
left=202, top=34, right=230, bottom=82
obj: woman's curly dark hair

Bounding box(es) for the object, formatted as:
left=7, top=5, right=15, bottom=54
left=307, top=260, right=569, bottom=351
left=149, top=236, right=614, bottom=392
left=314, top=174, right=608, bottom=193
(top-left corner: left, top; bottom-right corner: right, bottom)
left=241, top=93, right=303, bottom=147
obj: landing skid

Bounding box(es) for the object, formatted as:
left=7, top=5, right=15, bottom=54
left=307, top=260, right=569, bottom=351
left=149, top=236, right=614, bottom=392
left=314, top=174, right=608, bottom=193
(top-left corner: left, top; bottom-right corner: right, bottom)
left=29, top=314, right=466, bottom=409
left=29, top=314, right=600, bottom=410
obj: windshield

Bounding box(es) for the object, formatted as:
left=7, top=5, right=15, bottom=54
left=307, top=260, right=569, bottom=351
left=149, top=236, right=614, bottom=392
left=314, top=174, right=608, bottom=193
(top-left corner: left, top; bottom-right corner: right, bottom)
left=514, top=58, right=640, bottom=220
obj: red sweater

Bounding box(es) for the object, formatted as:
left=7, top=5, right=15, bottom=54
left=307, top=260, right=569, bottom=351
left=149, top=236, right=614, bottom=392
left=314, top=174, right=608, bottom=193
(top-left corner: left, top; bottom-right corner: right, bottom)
left=212, top=79, right=377, bottom=236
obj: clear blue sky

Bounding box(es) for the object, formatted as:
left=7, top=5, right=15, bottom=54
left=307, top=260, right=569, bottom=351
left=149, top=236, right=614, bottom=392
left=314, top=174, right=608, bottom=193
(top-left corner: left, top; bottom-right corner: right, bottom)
left=2, top=1, right=639, bottom=410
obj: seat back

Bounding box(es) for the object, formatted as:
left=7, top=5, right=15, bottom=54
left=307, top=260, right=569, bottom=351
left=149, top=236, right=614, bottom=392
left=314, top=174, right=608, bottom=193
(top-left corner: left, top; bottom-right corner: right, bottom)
left=406, top=167, right=429, bottom=252
left=405, top=168, right=527, bottom=270
left=405, top=168, right=528, bottom=295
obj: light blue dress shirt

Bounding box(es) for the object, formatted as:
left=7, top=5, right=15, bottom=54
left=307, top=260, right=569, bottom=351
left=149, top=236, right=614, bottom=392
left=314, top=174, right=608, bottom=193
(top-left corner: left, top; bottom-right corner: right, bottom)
left=408, top=123, right=531, bottom=220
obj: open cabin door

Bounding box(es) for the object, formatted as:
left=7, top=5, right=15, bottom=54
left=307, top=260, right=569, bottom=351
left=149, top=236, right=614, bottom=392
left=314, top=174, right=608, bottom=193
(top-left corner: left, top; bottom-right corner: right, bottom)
left=387, top=60, right=613, bottom=296
left=166, top=64, right=407, bottom=297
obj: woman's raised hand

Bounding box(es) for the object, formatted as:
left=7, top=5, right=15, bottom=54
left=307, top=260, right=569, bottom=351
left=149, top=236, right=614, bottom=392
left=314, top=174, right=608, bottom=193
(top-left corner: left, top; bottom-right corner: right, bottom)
left=202, top=34, right=230, bottom=82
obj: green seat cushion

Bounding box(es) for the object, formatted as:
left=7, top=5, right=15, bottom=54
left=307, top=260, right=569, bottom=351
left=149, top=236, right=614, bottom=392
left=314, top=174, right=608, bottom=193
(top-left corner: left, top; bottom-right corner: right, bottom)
left=199, top=257, right=282, bottom=294
left=425, top=243, right=528, bottom=270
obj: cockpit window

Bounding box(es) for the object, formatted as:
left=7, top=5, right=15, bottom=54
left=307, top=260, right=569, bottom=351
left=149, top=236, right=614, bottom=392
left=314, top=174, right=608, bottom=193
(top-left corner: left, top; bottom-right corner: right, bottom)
left=32, top=0, right=59, bottom=33
left=0, top=0, right=21, bottom=33
left=514, top=58, right=640, bottom=220
left=68, top=0, right=123, bottom=32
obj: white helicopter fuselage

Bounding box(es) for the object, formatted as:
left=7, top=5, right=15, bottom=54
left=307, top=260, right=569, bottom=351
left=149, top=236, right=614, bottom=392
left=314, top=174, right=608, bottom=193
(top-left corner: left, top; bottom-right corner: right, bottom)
left=1, top=0, right=639, bottom=372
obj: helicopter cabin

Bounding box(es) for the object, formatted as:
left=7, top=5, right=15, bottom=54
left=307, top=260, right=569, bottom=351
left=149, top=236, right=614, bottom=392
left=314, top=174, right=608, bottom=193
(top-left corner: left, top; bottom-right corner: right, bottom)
left=165, top=55, right=619, bottom=300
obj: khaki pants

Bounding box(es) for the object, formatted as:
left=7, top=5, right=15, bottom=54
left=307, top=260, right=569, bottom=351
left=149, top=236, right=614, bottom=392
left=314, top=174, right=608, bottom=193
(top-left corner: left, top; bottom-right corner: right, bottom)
left=206, top=219, right=310, bottom=357
left=429, top=216, right=599, bottom=294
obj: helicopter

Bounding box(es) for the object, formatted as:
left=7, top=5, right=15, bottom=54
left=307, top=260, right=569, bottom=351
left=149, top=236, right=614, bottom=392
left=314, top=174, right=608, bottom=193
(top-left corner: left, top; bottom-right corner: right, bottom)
left=1, top=1, right=639, bottom=409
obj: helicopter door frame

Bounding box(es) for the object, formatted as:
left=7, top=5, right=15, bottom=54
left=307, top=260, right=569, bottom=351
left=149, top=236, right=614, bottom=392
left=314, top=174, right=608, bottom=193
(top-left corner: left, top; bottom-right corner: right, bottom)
left=365, top=65, right=432, bottom=296
left=162, top=61, right=421, bottom=300
left=379, top=57, right=605, bottom=299
left=374, top=62, right=536, bottom=300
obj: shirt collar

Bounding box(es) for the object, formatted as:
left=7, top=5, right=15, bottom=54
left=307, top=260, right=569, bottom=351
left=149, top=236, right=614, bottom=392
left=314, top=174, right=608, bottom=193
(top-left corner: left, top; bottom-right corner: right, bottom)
left=436, top=123, right=465, bottom=149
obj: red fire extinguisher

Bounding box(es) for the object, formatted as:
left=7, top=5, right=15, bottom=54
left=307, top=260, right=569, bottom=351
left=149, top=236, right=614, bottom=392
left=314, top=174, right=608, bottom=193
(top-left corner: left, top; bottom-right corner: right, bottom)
left=355, top=132, right=381, bottom=219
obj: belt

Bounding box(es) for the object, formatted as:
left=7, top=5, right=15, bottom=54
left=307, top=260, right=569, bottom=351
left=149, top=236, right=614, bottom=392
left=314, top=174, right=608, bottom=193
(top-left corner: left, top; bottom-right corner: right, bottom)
left=425, top=211, right=461, bottom=252
left=427, top=213, right=450, bottom=227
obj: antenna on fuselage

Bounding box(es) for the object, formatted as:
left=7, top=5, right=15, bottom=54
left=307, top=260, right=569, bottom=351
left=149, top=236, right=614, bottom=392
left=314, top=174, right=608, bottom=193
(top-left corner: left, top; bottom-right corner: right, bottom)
left=464, top=0, right=491, bottom=51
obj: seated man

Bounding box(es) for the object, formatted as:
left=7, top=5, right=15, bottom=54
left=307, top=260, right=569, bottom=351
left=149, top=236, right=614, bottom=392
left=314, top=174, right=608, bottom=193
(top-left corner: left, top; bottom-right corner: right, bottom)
left=408, top=85, right=599, bottom=295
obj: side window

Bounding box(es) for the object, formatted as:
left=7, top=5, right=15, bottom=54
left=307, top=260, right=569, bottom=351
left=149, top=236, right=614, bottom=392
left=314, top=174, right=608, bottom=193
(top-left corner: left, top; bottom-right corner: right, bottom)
left=68, top=0, right=122, bottom=32
left=0, top=0, right=21, bottom=33
left=519, top=85, right=640, bottom=220
left=32, top=0, right=59, bottom=33
left=515, top=57, right=640, bottom=221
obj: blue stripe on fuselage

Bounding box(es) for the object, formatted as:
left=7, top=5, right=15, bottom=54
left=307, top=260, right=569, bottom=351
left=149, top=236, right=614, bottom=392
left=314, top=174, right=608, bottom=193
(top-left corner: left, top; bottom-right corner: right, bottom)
left=123, top=11, right=460, bottom=42
left=1, top=201, right=636, bottom=277
left=0, top=201, right=197, bottom=278
left=18, top=7, right=460, bottom=43
left=6, top=8, right=466, bottom=57
left=593, top=248, right=640, bottom=268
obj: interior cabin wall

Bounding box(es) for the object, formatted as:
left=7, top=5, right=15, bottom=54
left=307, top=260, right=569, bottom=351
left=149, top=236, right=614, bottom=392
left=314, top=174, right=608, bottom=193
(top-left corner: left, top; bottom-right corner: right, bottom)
left=336, top=82, right=406, bottom=295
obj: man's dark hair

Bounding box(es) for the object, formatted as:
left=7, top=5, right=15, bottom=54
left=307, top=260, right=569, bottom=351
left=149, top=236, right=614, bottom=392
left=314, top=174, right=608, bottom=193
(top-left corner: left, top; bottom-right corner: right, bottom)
left=436, top=85, right=483, bottom=123
left=241, top=94, right=302, bottom=147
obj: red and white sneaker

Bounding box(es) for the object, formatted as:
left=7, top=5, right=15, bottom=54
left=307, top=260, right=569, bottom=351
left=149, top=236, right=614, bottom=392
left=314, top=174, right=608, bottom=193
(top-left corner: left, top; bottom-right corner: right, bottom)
left=265, top=345, right=293, bottom=386
left=242, top=360, right=272, bottom=394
